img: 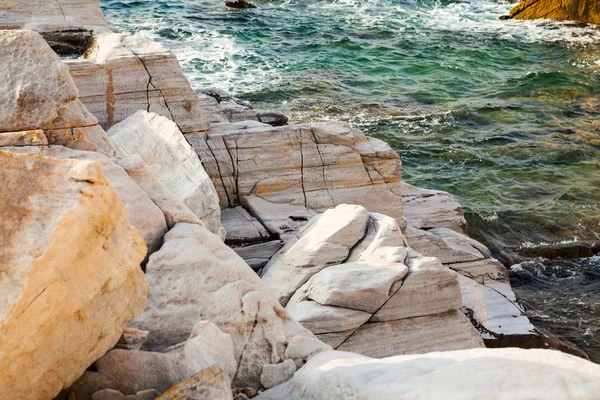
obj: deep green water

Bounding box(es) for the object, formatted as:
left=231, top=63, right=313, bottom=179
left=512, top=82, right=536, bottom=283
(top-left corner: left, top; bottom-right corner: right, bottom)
left=101, top=0, right=600, bottom=360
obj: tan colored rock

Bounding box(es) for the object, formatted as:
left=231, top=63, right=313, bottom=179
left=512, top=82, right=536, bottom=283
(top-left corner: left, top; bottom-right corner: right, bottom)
left=107, top=111, right=224, bottom=238
left=336, top=311, right=485, bottom=358
left=66, top=33, right=209, bottom=133
left=256, top=349, right=600, bottom=400
left=0, top=150, right=148, bottom=400
left=262, top=205, right=369, bottom=306
left=7, top=146, right=168, bottom=258
left=91, top=389, right=160, bottom=400
left=0, top=130, right=47, bottom=146
left=0, top=30, right=113, bottom=154
left=187, top=122, right=404, bottom=225
left=405, top=226, right=485, bottom=264
left=510, top=0, right=600, bottom=25
left=156, top=365, right=233, bottom=400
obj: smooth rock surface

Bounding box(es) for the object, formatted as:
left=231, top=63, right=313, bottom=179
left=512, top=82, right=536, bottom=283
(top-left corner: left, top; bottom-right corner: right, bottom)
left=221, top=206, right=271, bottom=245
left=107, top=111, right=224, bottom=238
left=256, top=349, right=600, bottom=400
left=262, top=205, right=369, bottom=306
left=0, top=150, right=148, bottom=400
left=337, top=311, right=485, bottom=357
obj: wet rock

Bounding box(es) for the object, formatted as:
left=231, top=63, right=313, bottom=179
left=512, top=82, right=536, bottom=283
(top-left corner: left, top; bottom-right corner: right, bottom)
left=221, top=206, right=272, bottom=245
left=518, top=242, right=598, bottom=260
left=233, top=240, right=285, bottom=271
left=225, top=1, right=257, bottom=9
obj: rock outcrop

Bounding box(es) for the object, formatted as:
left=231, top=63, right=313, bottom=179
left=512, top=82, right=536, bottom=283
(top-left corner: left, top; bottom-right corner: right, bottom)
left=0, top=150, right=148, bottom=400
left=510, top=0, right=600, bottom=25
left=263, top=205, right=486, bottom=357
left=107, top=111, right=225, bottom=238
left=131, top=221, right=330, bottom=390
left=188, top=121, right=405, bottom=226
left=0, top=30, right=115, bottom=156
left=256, top=349, right=600, bottom=400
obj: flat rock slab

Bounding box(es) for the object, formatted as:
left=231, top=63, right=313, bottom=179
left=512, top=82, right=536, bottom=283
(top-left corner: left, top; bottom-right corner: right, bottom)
left=233, top=240, right=284, bottom=271
left=336, top=311, right=484, bottom=358
left=221, top=206, right=271, bottom=245
left=402, top=182, right=467, bottom=233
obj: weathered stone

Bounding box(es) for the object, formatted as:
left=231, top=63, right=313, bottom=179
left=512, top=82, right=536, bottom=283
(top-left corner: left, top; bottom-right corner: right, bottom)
left=262, top=205, right=369, bottom=306
left=114, top=155, right=203, bottom=229
left=0, top=130, right=47, bottom=146
left=188, top=122, right=404, bottom=225
left=458, top=275, right=536, bottom=338
left=510, top=0, right=600, bottom=24
left=131, top=222, right=320, bottom=389
left=286, top=299, right=372, bottom=335
left=66, top=33, right=210, bottom=133
left=46, top=125, right=117, bottom=157
left=0, top=30, right=97, bottom=132
left=298, top=262, right=408, bottom=313
left=405, top=226, right=485, bottom=264
left=221, top=206, right=271, bottom=245
left=448, top=258, right=508, bottom=284
left=402, top=182, right=467, bottom=233
left=346, top=212, right=408, bottom=265
left=156, top=365, right=233, bottom=400
left=95, top=350, right=182, bottom=395
left=7, top=146, right=168, bottom=258
left=283, top=336, right=332, bottom=367
left=0, top=150, right=148, bottom=400
left=233, top=240, right=285, bottom=271
left=113, top=328, right=150, bottom=352
left=336, top=311, right=484, bottom=357
left=91, top=389, right=160, bottom=400
left=260, top=360, right=297, bottom=389
left=240, top=196, right=316, bottom=239
left=107, top=111, right=224, bottom=238
left=62, top=371, right=117, bottom=400
left=256, top=349, right=600, bottom=400
left=371, top=252, right=462, bottom=322
left=0, top=0, right=110, bottom=31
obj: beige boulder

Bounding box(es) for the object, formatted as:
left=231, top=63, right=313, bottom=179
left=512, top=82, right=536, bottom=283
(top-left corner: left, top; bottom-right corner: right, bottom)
left=107, top=111, right=224, bottom=238
left=0, top=150, right=148, bottom=400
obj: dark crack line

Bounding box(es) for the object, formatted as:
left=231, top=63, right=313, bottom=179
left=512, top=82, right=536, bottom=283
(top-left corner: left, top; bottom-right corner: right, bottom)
left=309, top=128, right=335, bottom=207
left=222, top=134, right=241, bottom=205
left=206, top=137, right=233, bottom=208
left=299, top=131, right=308, bottom=209
left=232, top=318, right=259, bottom=385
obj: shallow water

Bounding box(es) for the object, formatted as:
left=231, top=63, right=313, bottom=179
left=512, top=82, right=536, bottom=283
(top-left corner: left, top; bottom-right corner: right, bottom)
left=100, top=0, right=600, bottom=360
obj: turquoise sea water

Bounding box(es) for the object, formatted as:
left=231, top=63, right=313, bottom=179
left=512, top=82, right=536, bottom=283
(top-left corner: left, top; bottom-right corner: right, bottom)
left=100, top=0, right=600, bottom=359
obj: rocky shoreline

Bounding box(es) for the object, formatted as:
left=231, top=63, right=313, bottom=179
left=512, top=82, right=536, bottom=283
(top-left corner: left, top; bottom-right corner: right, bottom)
left=1, top=1, right=599, bottom=399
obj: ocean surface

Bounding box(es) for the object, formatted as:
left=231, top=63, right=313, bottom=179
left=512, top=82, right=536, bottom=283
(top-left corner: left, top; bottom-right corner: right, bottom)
left=100, top=0, right=600, bottom=360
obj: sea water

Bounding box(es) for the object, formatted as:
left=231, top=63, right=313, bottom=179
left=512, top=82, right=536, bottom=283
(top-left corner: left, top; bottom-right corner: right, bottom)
left=100, top=0, right=600, bottom=360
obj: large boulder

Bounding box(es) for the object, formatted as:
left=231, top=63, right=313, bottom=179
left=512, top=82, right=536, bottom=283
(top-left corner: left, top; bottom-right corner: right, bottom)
left=107, top=111, right=225, bottom=238
left=510, top=0, right=600, bottom=24
left=256, top=349, right=600, bottom=400
left=0, top=30, right=115, bottom=156
left=0, top=150, right=148, bottom=400
left=130, top=222, right=327, bottom=389
left=6, top=146, right=169, bottom=259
